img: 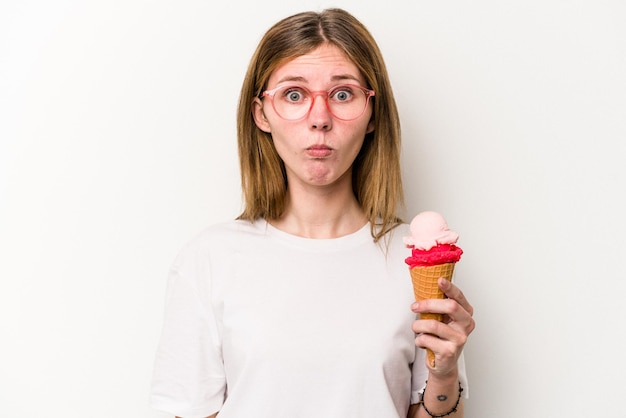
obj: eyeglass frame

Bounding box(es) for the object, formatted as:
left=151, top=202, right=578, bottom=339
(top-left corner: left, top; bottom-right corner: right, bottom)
left=260, top=84, right=376, bottom=121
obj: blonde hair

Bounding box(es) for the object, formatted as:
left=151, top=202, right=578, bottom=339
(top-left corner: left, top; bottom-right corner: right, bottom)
left=236, top=8, right=404, bottom=242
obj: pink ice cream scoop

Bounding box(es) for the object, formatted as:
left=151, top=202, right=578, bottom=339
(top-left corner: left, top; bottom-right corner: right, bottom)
left=403, top=211, right=459, bottom=250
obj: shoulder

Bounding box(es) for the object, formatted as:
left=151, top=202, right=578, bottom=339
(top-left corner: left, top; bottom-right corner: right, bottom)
left=185, top=218, right=266, bottom=248
left=381, top=222, right=410, bottom=251
left=377, top=222, right=410, bottom=266
left=388, top=222, right=410, bottom=241
left=171, top=219, right=267, bottom=271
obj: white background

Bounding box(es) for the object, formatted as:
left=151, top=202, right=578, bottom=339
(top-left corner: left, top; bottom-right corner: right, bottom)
left=1, top=1, right=625, bottom=417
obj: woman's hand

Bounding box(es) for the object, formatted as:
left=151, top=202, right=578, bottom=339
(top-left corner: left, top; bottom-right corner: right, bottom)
left=410, top=278, right=475, bottom=377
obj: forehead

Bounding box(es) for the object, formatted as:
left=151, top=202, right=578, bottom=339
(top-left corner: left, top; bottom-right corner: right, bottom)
left=268, top=44, right=365, bottom=87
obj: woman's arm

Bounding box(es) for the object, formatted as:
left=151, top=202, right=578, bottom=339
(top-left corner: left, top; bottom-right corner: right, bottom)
left=408, top=400, right=464, bottom=418
left=408, top=278, right=475, bottom=418
left=407, top=372, right=465, bottom=418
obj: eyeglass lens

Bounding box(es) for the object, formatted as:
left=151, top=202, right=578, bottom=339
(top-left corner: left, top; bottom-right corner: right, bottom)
left=269, top=85, right=372, bottom=121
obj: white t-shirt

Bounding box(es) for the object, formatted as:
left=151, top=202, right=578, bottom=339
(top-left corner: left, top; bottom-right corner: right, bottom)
left=150, top=219, right=468, bottom=418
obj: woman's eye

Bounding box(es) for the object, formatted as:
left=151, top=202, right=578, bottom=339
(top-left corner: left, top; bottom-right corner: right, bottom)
left=284, top=89, right=305, bottom=102
left=332, top=89, right=353, bottom=102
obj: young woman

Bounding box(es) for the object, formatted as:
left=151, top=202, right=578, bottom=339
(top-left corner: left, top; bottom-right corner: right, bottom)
left=151, top=8, right=475, bottom=418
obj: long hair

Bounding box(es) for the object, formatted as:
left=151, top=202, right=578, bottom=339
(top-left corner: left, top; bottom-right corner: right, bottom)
left=236, top=8, right=404, bottom=242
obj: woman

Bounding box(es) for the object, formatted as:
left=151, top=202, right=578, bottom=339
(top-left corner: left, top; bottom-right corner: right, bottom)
left=151, top=8, right=475, bottom=418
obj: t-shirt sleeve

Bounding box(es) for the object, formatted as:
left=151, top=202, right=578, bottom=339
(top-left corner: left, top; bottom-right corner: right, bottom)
left=410, top=349, right=469, bottom=404
left=150, top=244, right=225, bottom=418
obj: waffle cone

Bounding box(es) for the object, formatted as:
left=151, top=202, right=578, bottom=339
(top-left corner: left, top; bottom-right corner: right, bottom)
left=409, top=262, right=456, bottom=367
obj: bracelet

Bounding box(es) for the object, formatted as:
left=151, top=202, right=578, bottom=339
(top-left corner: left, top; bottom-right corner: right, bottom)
left=418, top=380, right=463, bottom=417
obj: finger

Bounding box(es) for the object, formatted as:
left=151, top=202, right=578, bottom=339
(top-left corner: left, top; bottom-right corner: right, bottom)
left=414, top=332, right=464, bottom=373
left=412, top=317, right=469, bottom=347
left=414, top=331, right=459, bottom=356
left=439, top=278, right=473, bottom=316
left=412, top=320, right=468, bottom=354
left=412, top=298, right=465, bottom=320
left=412, top=299, right=475, bottom=335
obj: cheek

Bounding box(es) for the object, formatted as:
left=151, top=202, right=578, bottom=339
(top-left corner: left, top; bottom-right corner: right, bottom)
left=350, top=138, right=366, bottom=159
left=268, top=131, right=297, bottom=159
left=352, top=122, right=372, bottom=149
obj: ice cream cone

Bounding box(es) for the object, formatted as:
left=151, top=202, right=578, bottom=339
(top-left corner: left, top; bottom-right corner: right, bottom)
left=409, top=262, right=456, bottom=367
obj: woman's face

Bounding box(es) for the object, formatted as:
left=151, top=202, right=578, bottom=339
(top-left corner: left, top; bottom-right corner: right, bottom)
left=253, top=43, right=374, bottom=191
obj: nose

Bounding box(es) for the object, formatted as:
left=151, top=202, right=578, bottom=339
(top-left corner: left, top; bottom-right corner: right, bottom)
left=308, top=92, right=332, bottom=130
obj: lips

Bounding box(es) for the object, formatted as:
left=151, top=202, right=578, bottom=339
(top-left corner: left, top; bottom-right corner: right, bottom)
left=306, top=144, right=333, bottom=158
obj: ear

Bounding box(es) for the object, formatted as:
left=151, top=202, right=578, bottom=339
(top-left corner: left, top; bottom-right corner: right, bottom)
left=252, top=98, right=272, bottom=133
left=366, top=119, right=375, bottom=134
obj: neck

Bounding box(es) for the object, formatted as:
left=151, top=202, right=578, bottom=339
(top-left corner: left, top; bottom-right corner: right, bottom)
left=270, top=178, right=367, bottom=239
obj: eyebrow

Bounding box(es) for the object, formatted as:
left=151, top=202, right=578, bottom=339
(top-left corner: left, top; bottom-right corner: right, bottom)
left=332, top=74, right=361, bottom=83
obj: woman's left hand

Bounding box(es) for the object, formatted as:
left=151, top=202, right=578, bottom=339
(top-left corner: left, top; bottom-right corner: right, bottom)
left=410, top=278, right=475, bottom=377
